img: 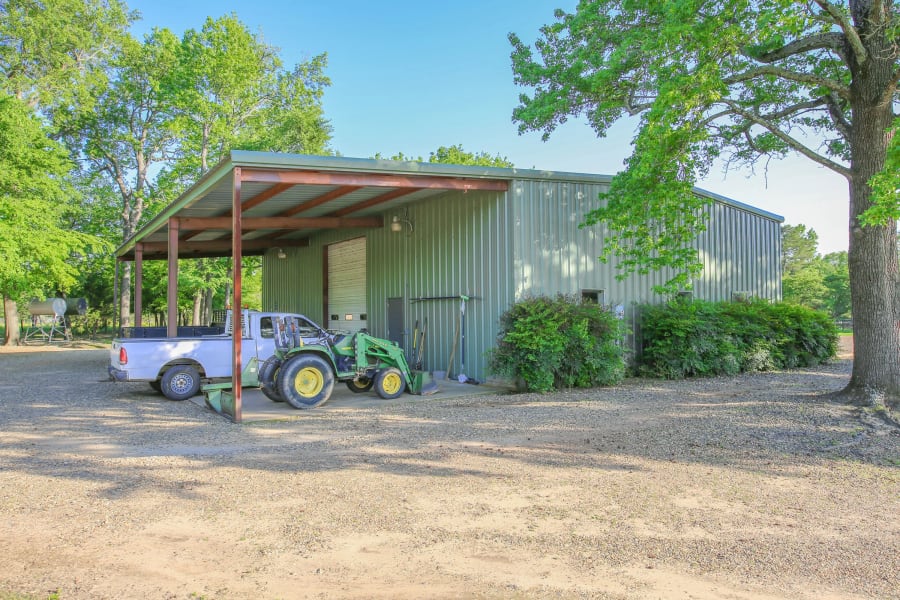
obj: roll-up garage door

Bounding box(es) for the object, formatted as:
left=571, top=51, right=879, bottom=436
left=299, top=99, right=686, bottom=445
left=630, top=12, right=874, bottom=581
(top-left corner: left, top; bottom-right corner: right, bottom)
left=327, top=237, right=367, bottom=333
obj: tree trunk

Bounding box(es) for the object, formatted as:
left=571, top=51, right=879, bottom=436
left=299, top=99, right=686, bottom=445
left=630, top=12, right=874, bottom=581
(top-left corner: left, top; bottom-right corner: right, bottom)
left=202, top=287, right=214, bottom=325
left=843, top=1, right=900, bottom=409
left=119, top=261, right=132, bottom=328
left=192, top=291, right=202, bottom=326
left=3, top=295, right=20, bottom=346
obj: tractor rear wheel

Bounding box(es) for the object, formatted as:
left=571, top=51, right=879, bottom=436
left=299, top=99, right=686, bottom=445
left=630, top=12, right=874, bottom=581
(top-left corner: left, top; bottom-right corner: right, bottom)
left=258, top=355, right=284, bottom=402
left=346, top=377, right=374, bottom=393
left=374, top=367, right=406, bottom=400
left=277, top=354, right=334, bottom=409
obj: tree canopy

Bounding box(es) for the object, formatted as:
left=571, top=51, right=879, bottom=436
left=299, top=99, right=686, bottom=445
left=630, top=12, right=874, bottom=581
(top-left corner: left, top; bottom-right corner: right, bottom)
left=374, top=144, right=515, bottom=168
left=0, top=93, right=102, bottom=342
left=511, top=0, right=898, bottom=406
left=781, top=225, right=851, bottom=317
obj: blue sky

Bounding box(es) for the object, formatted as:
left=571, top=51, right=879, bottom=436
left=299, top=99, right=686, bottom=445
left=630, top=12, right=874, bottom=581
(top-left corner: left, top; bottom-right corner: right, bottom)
left=129, top=0, right=849, bottom=254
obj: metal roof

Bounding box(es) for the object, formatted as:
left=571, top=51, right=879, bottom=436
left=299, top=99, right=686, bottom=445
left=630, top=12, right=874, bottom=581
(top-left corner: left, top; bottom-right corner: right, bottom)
left=116, top=150, right=782, bottom=261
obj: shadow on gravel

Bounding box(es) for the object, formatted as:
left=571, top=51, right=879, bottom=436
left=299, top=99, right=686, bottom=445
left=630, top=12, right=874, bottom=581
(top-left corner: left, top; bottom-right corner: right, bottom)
left=1, top=349, right=896, bottom=501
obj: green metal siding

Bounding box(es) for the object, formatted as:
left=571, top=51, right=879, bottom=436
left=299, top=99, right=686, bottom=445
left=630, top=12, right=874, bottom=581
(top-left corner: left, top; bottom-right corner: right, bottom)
left=510, top=179, right=782, bottom=304
left=263, top=190, right=514, bottom=382
left=263, top=175, right=782, bottom=383
left=367, top=190, right=514, bottom=382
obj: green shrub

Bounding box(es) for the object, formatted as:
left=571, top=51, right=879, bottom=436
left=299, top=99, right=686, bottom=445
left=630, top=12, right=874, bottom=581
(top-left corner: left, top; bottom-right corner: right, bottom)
left=488, top=295, right=626, bottom=392
left=638, top=299, right=838, bottom=379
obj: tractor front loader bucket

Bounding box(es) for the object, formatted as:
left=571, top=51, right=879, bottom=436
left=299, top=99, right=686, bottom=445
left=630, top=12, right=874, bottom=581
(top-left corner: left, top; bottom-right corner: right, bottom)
left=408, top=370, right=439, bottom=395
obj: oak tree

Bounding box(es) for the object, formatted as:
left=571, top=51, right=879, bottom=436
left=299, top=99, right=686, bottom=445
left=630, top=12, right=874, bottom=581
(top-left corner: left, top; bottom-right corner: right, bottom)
left=511, top=0, right=899, bottom=407
left=0, top=94, right=99, bottom=344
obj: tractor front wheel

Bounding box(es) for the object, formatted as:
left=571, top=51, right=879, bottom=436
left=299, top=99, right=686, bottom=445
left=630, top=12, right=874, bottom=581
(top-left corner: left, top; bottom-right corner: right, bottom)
left=374, top=367, right=406, bottom=400
left=346, top=377, right=374, bottom=393
left=277, top=354, right=334, bottom=409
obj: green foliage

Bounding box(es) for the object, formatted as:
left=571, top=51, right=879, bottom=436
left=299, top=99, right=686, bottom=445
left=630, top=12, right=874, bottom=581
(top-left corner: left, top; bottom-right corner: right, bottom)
left=638, top=299, right=838, bottom=379
left=164, top=13, right=332, bottom=186
left=510, top=1, right=897, bottom=294
left=68, top=308, right=113, bottom=338
left=373, top=144, right=515, bottom=168
left=0, top=93, right=102, bottom=303
left=0, top=0, right=132, bottom=111
left=781, top=224, right=819, bottom=276
left=428, top=144, right=514, bottom=168
left=488, top=295, right=625, bottom=392
left=779, top=224, right=851, bottom=318
left=863, top=117, right=899, bottom=226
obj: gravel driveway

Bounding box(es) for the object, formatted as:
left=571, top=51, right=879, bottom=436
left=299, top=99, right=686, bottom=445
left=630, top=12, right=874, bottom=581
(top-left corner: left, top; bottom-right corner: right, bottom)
left=0, top=341, right=898, bottom=600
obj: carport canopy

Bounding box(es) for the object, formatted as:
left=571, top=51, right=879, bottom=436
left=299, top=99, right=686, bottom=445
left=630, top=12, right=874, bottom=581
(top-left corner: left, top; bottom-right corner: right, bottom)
left=114, top=150, right=510, bottom=422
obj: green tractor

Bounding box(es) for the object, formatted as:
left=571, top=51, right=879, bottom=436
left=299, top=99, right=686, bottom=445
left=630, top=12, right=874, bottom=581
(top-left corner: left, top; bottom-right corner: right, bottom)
left=258, top=316, right=438, bottom=409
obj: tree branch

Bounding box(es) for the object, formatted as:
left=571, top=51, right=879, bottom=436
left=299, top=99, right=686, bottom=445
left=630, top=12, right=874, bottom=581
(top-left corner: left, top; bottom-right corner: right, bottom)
left=725, top=65, right=851, bottom=99
left=749, top=31, right=847, bottom=64
left=883, top=70, right=900, bottom=105
left=720, top=99, right=852, bottom=178
left=812, top=0, right=867, bottom=65
left=823, top=93, right=852, bottom=139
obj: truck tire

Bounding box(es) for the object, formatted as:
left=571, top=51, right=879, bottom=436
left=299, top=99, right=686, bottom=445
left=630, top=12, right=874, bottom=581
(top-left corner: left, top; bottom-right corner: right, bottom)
left=346, top=377, right=374, bottom=393
left=259, top=355, right=284, bottom=402
left=277, top=354, right=334, bottom=409
left=160, top=365, right=201, bottom=401
left=374, top=367, right=406, bottom=400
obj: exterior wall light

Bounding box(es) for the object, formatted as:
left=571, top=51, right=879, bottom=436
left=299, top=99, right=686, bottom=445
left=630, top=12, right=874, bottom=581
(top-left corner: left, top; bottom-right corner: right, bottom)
left=391, top=208, right=414, bottom=234
left=273, top=247, right=287, bottom=259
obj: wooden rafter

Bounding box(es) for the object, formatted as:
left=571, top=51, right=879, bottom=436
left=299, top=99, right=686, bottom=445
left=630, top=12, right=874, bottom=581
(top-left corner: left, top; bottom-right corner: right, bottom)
left=330, top=188, right=419, bottom=217
left=182, top=182, right=296, bottom=242
left=280, top=185, right=362, bottom=217
left=134, top=237, right=310, bottom=260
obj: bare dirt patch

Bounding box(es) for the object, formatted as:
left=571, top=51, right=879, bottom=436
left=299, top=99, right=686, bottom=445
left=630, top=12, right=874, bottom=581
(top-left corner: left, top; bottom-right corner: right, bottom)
left=0, top=340, right=897, bottom=600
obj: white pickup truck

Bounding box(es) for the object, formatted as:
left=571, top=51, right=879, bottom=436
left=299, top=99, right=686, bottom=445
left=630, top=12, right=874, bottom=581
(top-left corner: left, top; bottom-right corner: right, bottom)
left=108, top=310, right=327, bottom=400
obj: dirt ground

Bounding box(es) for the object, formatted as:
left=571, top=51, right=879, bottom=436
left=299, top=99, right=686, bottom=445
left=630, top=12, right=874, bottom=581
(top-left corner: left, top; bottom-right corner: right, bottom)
left=1, top=337, right=898, bottom=600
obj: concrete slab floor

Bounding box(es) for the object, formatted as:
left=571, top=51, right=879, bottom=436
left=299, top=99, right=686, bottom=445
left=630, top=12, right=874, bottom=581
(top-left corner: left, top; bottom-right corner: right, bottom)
left=190, top=376, right=509, bottom=423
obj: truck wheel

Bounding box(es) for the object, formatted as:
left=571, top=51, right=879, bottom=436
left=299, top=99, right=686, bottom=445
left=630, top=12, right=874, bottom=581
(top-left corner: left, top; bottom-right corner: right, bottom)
left=346, top=377, right=374, bottom=393
left=374, top=367, right=406, bottom=400
left=277, top=354, right=334, bottom=409
left=258, top=356, right=284, bottom=402
left=161, top=365, right=201, bottom=401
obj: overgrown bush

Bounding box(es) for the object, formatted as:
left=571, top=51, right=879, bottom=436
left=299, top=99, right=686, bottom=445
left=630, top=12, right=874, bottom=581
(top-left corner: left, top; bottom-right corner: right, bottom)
left=488, top=295, right=626, bottom=392
left=637, top=299, right=837, bottom=379
left=67, top=309, right=113, bottom=339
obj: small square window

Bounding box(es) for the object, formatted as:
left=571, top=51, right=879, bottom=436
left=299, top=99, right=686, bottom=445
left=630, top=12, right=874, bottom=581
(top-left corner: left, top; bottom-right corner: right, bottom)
left=581, top=289, right=604, bottom=304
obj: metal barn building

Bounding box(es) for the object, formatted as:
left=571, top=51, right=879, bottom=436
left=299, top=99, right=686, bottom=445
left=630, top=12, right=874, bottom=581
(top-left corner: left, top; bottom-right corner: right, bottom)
left=117, top=151, right=782, bottom=395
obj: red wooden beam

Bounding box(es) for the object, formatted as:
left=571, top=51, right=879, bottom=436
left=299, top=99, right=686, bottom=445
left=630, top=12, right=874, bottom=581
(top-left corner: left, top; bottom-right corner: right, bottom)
left=176, top=216, right=383, bottom=230
left=240, top=168, right=509, bottom=191
left=136, top=238, right=310, bottom=255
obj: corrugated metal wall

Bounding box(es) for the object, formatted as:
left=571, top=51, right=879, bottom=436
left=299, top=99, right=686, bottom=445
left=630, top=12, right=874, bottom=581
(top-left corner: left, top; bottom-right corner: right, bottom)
left=510, top=179, right=782, bottom=304
left=263, top=189, right=515, bottom=382
left=692, top=201, right=782, bottom=301
left=263, top=176, right=782, bottom=382
left=367, top=190, right=514, bottom=382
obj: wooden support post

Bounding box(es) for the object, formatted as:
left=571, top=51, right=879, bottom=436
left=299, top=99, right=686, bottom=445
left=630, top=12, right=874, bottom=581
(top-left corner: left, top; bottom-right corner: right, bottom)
left=167, top=218, right=180, bottom=338
left=232, top=167, right=243, bottom=423
left=134, top=243, right=143, bottom=329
